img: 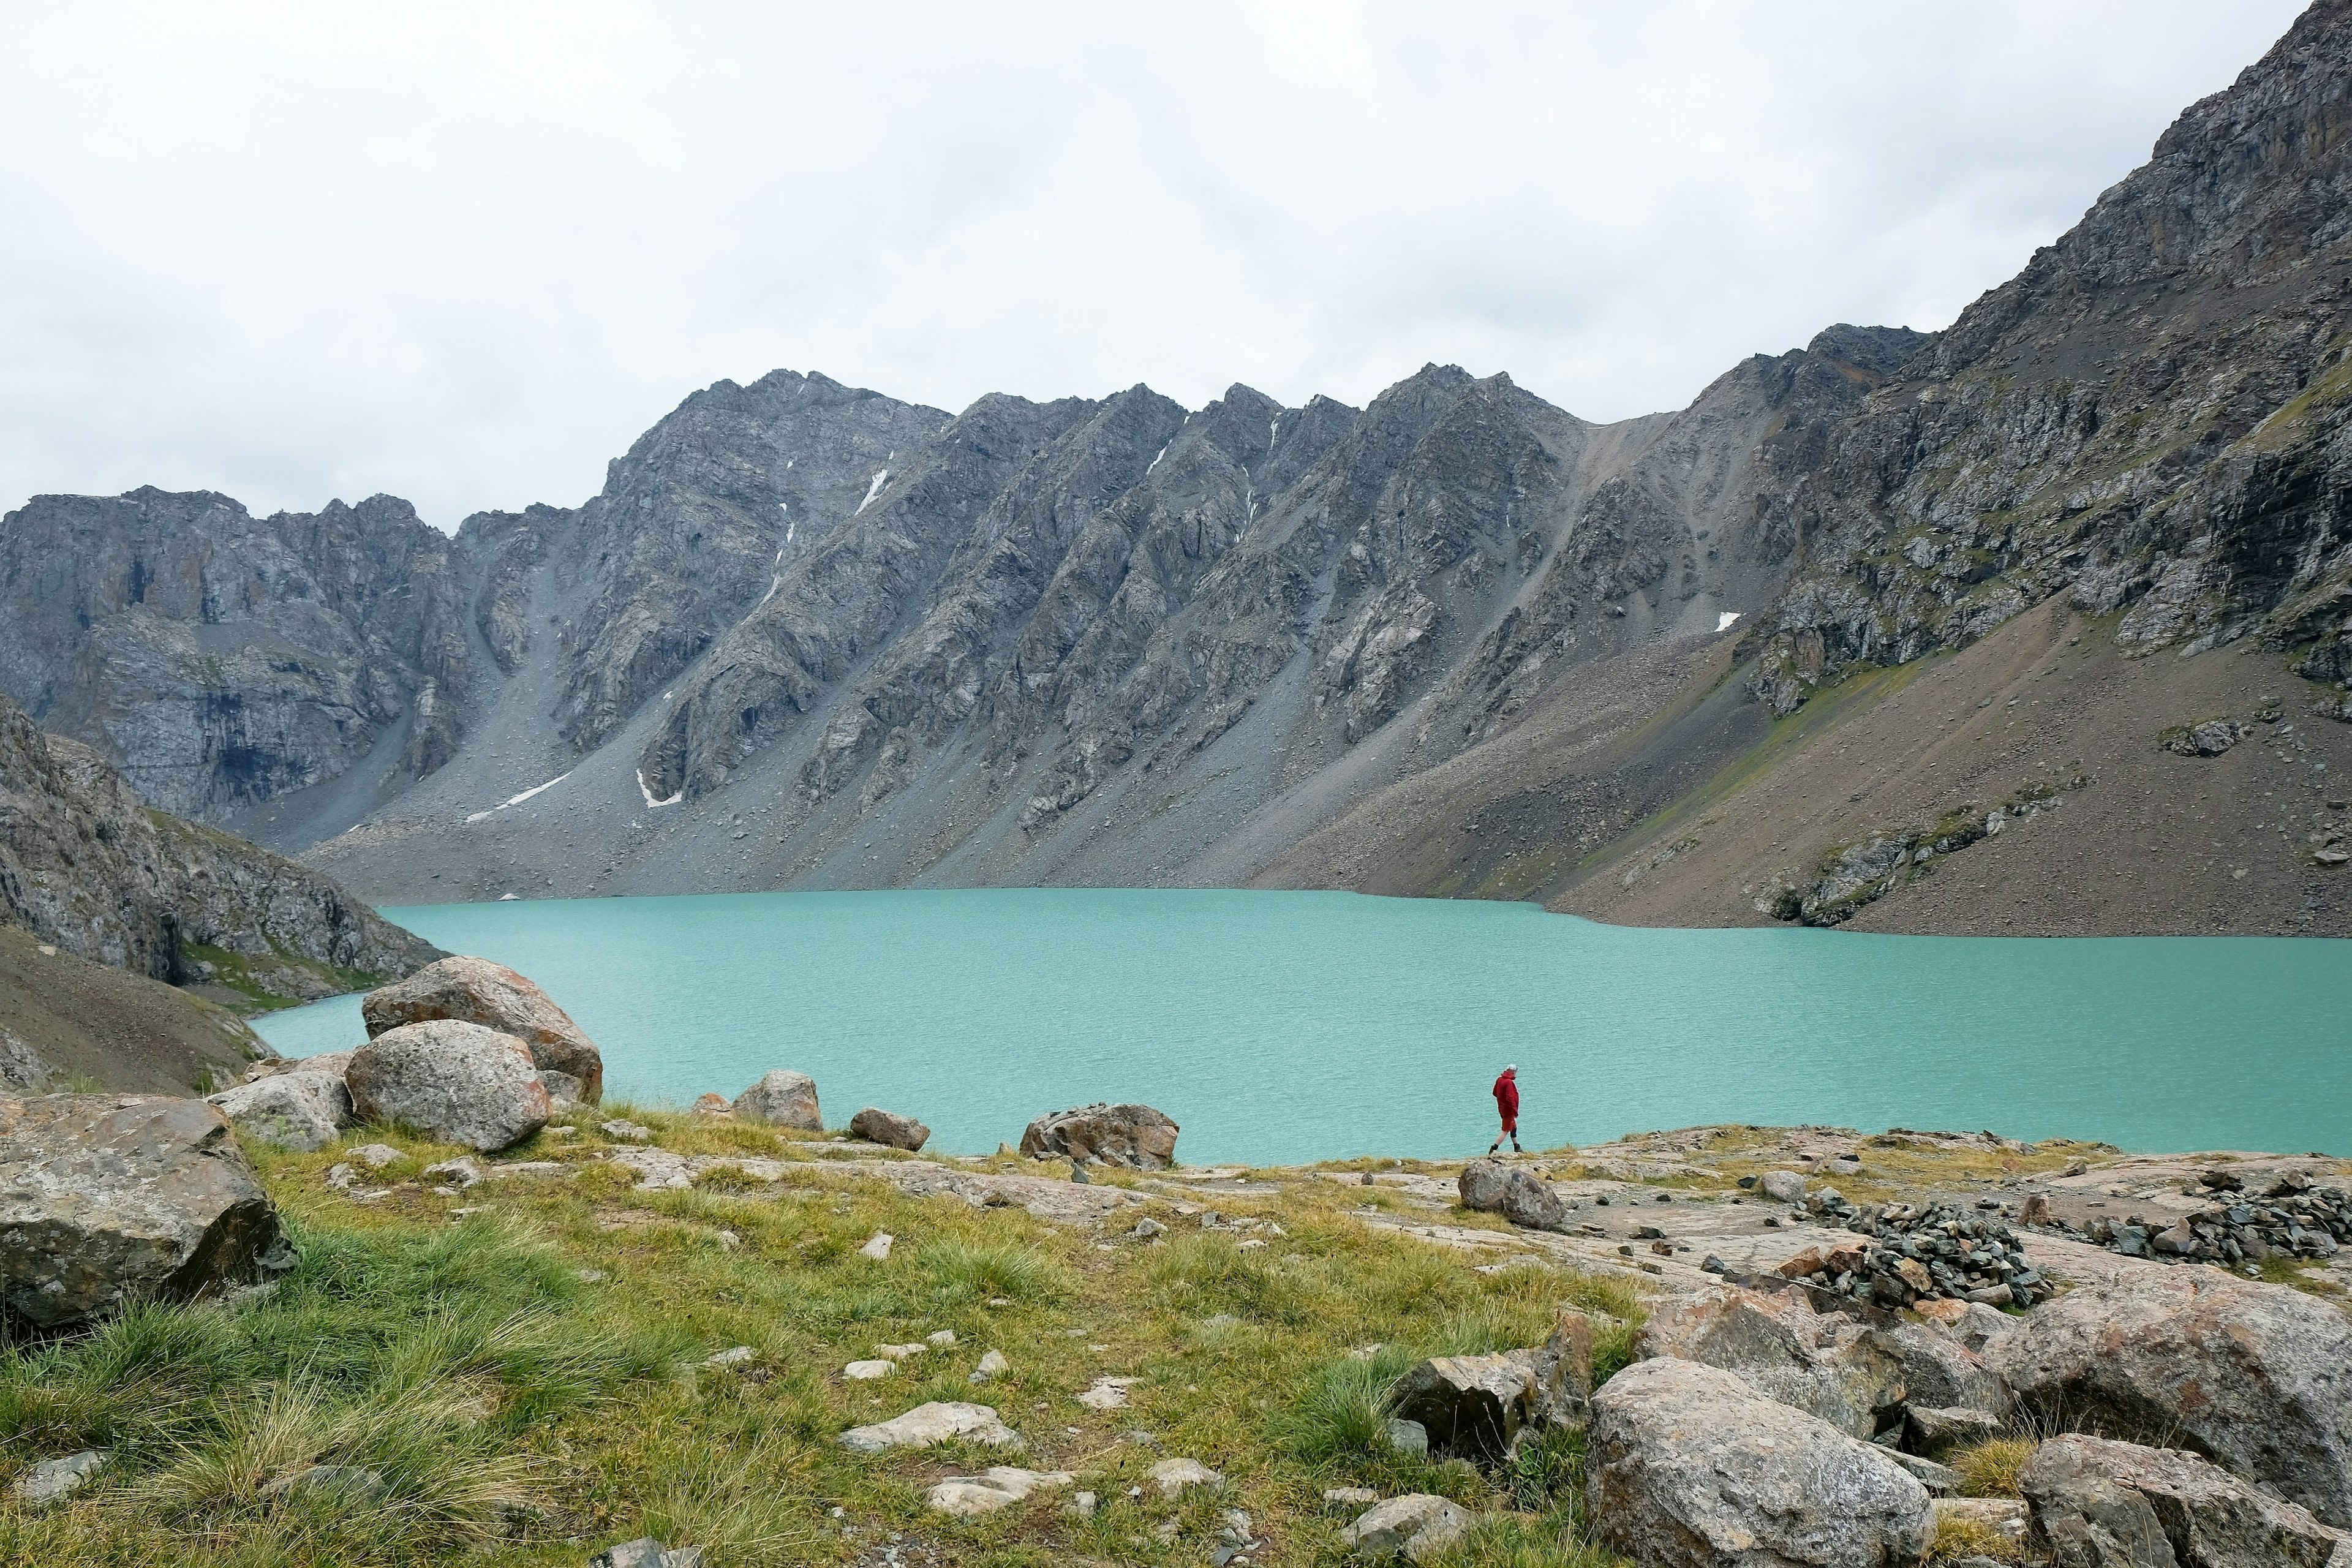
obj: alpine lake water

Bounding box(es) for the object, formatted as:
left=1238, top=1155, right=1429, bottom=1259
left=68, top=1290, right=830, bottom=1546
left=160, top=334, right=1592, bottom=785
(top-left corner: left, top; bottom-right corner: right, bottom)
left=255, top=888, right=2352, bottom=1166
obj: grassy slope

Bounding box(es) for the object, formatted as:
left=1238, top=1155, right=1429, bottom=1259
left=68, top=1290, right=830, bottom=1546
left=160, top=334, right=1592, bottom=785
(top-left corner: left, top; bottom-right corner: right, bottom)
left=0, top=1109, right=1643, bottom=1568
left=0, top=924, right=264, bottom=1093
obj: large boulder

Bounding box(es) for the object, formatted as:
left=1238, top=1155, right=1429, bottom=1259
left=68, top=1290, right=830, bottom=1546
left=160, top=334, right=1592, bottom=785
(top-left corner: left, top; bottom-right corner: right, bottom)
left=2021, top=1434, right=2351, bottom=1567
left=1638, top=1281, right=2003, bottom=1441
left=848, top=1107, right=930, bottom=1152
left=0, top=1095, right=292, bottom=1329
left=345, top=1020, right=550, bottom=1153
left=1588, top=1357, right=1934, bottom=1568
left=361, top=956, right=603, bottom=1104
left=1389, top=1355, right=1537, bottom=1459
left=1458, top=1158, right=1510, bottom=1211
left=1499, top=1168, right=1570, bottom=1232
left=1988, top=1269, right=2352, bottom=1528
left=732, top=1070, right=822, bottom=1130
left=1019, top=1103, right=1178, bottom=1169
left=205, top=1070, right=350, bottom=1152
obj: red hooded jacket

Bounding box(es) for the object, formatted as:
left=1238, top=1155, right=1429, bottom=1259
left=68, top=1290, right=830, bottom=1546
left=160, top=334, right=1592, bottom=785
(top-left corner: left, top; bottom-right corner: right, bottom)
left=1493, top=1069, right=1519, bottom=1127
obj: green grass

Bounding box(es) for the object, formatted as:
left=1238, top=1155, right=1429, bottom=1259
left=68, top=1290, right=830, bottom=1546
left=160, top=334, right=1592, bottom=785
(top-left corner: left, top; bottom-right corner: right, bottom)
left=0, top=1118, right=1645, bottom=1566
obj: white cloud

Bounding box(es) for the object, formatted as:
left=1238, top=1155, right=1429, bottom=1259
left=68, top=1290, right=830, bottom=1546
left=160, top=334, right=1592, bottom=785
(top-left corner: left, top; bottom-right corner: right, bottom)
left=0, top=0, right=2307, bottom=528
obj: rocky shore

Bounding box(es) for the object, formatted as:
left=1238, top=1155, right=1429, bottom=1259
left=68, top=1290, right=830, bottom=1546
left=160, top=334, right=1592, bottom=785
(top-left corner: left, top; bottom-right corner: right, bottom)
left=3, top=955, right=2348, bottom=1567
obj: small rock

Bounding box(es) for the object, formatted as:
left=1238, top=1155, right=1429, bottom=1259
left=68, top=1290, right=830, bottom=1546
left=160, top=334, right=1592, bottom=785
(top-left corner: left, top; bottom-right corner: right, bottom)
left=924, top=1466, right=1074, bottom=1517
left=1458, top=1158, right=1510, bottom=1212
left=1340, top=1494, right=1472, bottom=1562
left=1133, top=1216, right=1166, bottom=1239
left=600, top=1119, right=654, bottom=1142
left=731, top=1069, right=822, bottom=1129
left=422, top=1156, right=483, bottom=1188
left=927, top=1329, right=957, bottom=1345
left=1906, top=1404, right=2004, bottom=1458
left=1759, top=1170, right=1807, bottom=1205
left=1150, top=1457, right=1222, bottom=1497
left=702, top=1346, right=756, bottom=1368
left=588, top=1540, right=703, bottom=1568
left=874, top=1343, right=925, bottom=1361
left=12, top=1450, right=106, bottom=1505
left=1888, top=1452, right=1964, bottom=1496
left=690, top=1093, right=731, bottom=1116
left=350, top=1143, right=403, bottom=1169
left=848, top=1107, right=930, bottom=1152
left=1385, top=1417, right=1430, bottom=1456
left=1070, top=1489, right=1098, bottom=1517
left=838, top=1401, right=1022, bottom=1454
left=259, top=1464, right=386, bottom=1504
left=1077, top=1376, right=1134, bottom=1409
left=1326, top=1486, right=1380, bottom=1507
left=858, top=1231, right=894, bottom=1261
left=971, top=1349, right=1011, bottom=1382
left=844, top=1360, right=895, bottom=1381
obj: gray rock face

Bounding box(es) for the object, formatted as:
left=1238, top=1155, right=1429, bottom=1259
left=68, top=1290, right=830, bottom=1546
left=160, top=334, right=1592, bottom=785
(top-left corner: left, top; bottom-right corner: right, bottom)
left=1389, top=1354, right=1537, bottom=1460
left=1019, top=1103, right=1178, bottom=1169
left=1750, top=2, right=2352, bottom=710
left=362, top=956, right=603, bottom=1103
left=1587, top=1356, right=1934, bottom=1568
left=0, top=1094, right=290, bottom=1329
left=0, top=690, right=440, bottom=998
left=2021, top=1434, right=2351, bottom=1567
left=1758, top=1169, right=1807, bottom=1205
left=345, top=1020, right=551, bottom=1153
left=0, top=489, right=475, bottom=816
left=205, top=1070, right=350, bottom=1152
left=848, top=1107, right=929, bottom=1152
left=1989, top=1269, right=2352, bottom=1529
left=731, top=1069, right=821, bottom=1129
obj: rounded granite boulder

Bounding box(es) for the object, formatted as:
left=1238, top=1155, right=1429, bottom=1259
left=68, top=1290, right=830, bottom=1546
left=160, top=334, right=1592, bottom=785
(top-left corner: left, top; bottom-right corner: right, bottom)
left=362, top=956, right=603, bottom=1104
left=346, top=1019, right=551, bottom=1153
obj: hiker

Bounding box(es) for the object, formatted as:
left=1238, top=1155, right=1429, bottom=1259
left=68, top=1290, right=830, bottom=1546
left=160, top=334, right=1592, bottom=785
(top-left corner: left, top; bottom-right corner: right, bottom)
left=1488, top=1065, right=1521, bottom=1155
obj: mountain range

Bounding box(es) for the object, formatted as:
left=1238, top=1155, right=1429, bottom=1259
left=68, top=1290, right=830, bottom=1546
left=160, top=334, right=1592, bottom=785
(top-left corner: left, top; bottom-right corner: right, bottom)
left=3, top=0, right=2348, bottom=941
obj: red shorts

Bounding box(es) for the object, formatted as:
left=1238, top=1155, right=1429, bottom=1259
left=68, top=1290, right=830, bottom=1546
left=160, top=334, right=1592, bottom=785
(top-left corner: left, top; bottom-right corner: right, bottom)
left=1498, top=1115, right=1517, bottom=1134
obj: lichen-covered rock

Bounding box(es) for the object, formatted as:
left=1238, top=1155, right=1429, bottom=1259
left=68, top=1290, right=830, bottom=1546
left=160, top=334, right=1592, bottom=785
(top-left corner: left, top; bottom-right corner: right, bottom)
left=0, top=1094, right=290, bottom=1328
left=1588, top=1357, right=1934, bottom=1568
left=345, top=1020, right=550, bottom=1153
left=205, top=1070, right=350, bottom=1152
left=848, top=1107, right=929, bottom=1152
left=1019, top=1103, right=1178, bottom=1169
left=731, top=1070, right=821, bottom=1129
left=1389, top=1355, right=1537, bottom=1459
left=1989, top=1269, right=2352, bottom=1528
left=925, top=1466, right=1073, bottom=1518
left=2021, top=1434, right=2352, bottom=1567
left=1507, top=1311, right=1597, bottom=1431
left=362, top=956, right=602, bottom=1103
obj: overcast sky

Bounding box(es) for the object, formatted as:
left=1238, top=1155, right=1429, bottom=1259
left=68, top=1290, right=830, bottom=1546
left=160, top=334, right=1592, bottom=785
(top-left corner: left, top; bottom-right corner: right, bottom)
left=0, top=2, right=2308, bottom=530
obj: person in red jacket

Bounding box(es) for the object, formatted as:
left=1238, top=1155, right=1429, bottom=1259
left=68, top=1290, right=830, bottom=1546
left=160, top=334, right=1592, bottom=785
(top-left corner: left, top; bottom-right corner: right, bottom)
left=1488, top=1065, right=1521, bottom=1155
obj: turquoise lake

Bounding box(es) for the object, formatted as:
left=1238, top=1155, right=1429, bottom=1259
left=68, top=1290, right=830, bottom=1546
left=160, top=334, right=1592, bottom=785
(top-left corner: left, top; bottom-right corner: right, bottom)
left=253, top=889, right=2352, bottom=1164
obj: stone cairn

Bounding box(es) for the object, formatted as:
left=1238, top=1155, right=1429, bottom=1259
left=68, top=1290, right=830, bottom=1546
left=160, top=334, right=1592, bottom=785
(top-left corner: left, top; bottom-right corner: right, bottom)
left=2068, top=1170, right=2350, bottom=1272
left=1728, top=1186, right=2052, bottom=1308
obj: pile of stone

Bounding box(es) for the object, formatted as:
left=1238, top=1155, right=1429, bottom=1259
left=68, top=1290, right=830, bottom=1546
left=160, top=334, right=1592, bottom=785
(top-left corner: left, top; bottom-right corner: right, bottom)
left=1737, top=1197, right=2051, bottom=1308
left=2075, top=1170, right=2350, bottom=1270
